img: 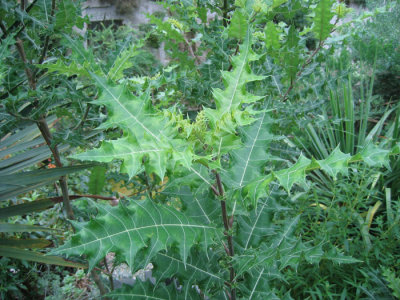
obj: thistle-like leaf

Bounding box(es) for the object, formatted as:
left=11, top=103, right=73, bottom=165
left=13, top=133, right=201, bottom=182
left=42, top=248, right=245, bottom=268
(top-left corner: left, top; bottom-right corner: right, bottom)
left=223, top=112, right=274, bottom=193
left=54, top=0, right=79, bottom=33
left=264, top=21, right=281, bottom=51
left=236, top=195, right=280, bottom=250
left=356, top=142, right=390, bottom=168
left=274, top=155, right=311, bottom=192
left=204, top=29, right=265, bottom=152
left=228, top=10, right=248, bottom=40
left=238, top=266, right=281, bottom=300
left=71, top=76, right=192, bottom=179
left=150, top=248, right=226, bottom=299
left=317, top=146, right=351, bottom=180
left=312, top=0, right=335, bottom=41
left=108, top=281, right=182, bottom=300
left=38, top=60, right=92, bottom=77
left=243, top=142, right=396, bottom=198
left=52, top=200, right=218, bottom=271
left=322, top=247, right=362, bottom=264
left=107, top=43, right=142, bottom=81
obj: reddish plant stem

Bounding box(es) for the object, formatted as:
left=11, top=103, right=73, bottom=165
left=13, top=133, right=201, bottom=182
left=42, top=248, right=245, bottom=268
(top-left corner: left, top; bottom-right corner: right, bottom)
left=37, top=118, right=74, bottom=219
left=213, top=172, right=236, bottom=300
left=15, top=39, right=36, bottom=90
left=48, top=194, right=118, bottom=203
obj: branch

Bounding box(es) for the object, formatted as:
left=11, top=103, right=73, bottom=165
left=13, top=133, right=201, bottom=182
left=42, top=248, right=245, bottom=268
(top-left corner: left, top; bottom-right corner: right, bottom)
left=222, top=0, right=229, bottom=27
left=183, top=35, right=201, bottom=65
left=0, top=21, right=7, bottom=38
left=73, top=104, right=91, bottom=130
left=15, top=39, right=36, bottom=90
left=37, top=117, right=74, bottom=219
left=48, top=194, right=118, bottom=204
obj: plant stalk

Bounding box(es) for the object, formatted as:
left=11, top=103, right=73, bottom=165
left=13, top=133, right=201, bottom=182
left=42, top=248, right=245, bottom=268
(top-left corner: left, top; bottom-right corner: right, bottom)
left=14, top=33, right=74, bottom=219
left=222, top=0, right=229, bottom=27
left=91, top=270, right=109, bottom=299
left=37, top=118, right=74, bottom=219
left=215, top=173, right=236, bottom=300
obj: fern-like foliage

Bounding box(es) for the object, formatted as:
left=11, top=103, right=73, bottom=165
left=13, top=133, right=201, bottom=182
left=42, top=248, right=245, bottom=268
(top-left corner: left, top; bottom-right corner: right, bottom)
left=52, top=200, right=218, bottom=271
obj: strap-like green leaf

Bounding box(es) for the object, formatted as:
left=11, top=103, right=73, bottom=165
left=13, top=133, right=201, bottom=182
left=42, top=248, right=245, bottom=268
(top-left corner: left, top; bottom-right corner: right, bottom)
left=0, top=164, right=97, bottom=201
left=0, top=223, right=57, bottom=233
left=0, top=238, right=52, bottom=249
left=0, top=246, right=87, bottom=268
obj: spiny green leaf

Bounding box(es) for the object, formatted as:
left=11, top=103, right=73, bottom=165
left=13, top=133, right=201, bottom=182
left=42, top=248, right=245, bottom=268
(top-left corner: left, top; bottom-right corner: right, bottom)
left=223, top=112, right=274, bottom=192
left=52, top=200, right=218, bottom=271
left=243, top=142, right=396, bottom=198
left=88, top=166, right=106, bottom=195
left=0, top=246, right=87, bottom=269
left=72, top=77, right=193, bottom=179
left=39, top=59, right=91, bottom=77
left=107, top=43, right=142, bottom=81
left=357, top=143, right=390, bottom=168
left=73, top=135, right=164, bottom=179
left=323, top=248, right=362, bottom=264
left=55, top=0, right=79, bottom=32
left=204, top=30, right=265, bottom=153
left=274, top=155, right=311, bottom=192
left=237, top=196, right=279, bottom=250
left=264, top=21, right=281, bottom=50
left=312, top=0, right=335, bottom=41
left=108, top=281, right=183, bottom=299
left=151, top=249, right=226, bottom=299
left=228, top=10, right=248, bottom=40
left=237, top=262, right=281, bottom=300
left=317, top=146, right=351, bottom=179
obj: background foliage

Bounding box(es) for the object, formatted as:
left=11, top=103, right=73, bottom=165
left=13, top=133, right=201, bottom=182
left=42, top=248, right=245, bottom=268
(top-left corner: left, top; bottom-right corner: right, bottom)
left=1, top=0, right=399, bottom=299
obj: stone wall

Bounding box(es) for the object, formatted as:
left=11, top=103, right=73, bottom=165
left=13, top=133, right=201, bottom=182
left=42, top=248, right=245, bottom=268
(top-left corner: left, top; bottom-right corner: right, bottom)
left=82, top=0, right=163, bottom=26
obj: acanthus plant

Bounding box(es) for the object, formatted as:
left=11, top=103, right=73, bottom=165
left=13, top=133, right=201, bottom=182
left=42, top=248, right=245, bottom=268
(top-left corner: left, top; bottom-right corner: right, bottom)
left=47, top=0, right=399, bottom=299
